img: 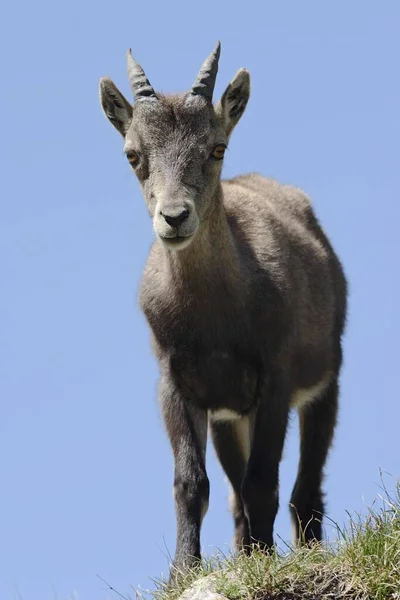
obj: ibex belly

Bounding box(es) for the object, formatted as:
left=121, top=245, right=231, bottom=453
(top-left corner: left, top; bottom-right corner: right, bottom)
left=291, top=374, right=331, bottom=409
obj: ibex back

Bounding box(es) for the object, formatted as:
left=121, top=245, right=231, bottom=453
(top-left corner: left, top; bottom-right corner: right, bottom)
left=99, top=42, right=347, bottom=574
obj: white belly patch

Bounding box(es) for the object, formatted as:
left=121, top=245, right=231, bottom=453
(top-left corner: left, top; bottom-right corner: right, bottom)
left=209, top=408, right=242, bottom=422
left=291, top=376, right=331, bottom=409
left=209, top=376, right=331, bottom=420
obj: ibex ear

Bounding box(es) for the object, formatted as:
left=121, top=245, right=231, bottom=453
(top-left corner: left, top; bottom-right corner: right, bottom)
left=215, top=69, right=250, bottom=137
left=99, top=77, right=133, bottom=136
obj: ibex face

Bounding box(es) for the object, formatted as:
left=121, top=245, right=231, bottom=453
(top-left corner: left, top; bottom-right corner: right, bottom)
left=100, top=43, right=250, bottom=250
left=122, top=94, right=227, bottom=250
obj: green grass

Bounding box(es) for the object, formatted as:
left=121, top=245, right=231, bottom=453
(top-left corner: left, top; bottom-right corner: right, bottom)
left=153, top=479, right=400, bottom=600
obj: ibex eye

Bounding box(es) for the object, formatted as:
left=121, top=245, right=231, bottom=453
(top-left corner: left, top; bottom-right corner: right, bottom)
left=127, top=151, right=140, bottom=168
left=211, top=144, right=226, bottom=160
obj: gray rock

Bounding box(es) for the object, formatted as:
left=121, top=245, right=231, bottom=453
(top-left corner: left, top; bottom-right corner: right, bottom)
left=178, top=576, right=229, bottom=600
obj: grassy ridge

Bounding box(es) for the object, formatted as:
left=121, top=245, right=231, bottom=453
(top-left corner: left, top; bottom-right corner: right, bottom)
left=154, top=480, right=400, bottom=600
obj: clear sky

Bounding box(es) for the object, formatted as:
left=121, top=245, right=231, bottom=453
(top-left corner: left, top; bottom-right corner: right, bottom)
left=1, top=1, right=399, bottom=598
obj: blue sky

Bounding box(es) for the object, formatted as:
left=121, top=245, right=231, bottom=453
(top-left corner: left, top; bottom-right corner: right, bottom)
left=1, top=1, right=399, bottom=598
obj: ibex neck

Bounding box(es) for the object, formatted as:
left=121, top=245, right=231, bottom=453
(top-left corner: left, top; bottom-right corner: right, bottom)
left=164, top=185, right=240, bottom=284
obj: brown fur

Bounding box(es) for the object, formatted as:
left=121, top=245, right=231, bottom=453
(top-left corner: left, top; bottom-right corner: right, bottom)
left=99, top=44, right=347, bottom=575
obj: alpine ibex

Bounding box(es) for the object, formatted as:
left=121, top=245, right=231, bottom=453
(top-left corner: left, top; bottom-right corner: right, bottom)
left=99, top=42, right=347, bottom=572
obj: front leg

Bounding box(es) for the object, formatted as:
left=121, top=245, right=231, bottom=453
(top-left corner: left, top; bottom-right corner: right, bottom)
left=160, top=374, right=209, bottom=572
left=241, top=371, right=290, bottom=550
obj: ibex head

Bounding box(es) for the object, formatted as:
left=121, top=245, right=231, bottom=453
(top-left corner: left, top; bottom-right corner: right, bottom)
left=99, top=43, right=250, bottom=250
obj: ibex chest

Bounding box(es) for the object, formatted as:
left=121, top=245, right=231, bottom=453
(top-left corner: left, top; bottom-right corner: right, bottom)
left=141, top=256, right=263, bottom=413
left=168, top=345, right=260, bottom=415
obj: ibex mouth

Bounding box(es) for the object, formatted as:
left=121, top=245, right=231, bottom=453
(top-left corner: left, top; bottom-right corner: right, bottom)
left=159, top=234, right=194, bottom=250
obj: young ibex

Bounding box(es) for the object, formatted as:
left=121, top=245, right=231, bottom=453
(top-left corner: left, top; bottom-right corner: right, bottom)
left=99, top=43, right=347, bottom=572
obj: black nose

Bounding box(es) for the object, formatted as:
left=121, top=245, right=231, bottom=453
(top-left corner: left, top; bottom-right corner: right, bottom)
left=161, top=209, right=189, bottom=228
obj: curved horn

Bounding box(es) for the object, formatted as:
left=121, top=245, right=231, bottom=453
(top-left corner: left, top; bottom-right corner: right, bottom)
left=126, top=49, right=157, bottom=101
left=191, top=42, right=221, bottom=101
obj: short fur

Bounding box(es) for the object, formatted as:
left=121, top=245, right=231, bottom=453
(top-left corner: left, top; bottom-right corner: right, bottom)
left=99, top=44, right=347, bottom=575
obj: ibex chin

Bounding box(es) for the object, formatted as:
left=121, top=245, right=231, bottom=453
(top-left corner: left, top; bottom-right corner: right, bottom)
left=99, top=42, right=347, bottom=573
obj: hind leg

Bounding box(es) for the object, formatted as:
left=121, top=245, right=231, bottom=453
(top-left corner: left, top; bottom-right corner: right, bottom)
left=210, top=416, right=252, bottom=551
left=290, top=377, right=339, bottom=544
left=230, top=490, right=251, bottom=552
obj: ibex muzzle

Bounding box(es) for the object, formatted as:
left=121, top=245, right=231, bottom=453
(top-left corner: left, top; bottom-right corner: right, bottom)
left=154, top=184, right=198, bottom=249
